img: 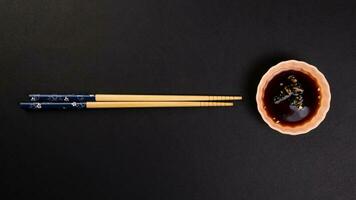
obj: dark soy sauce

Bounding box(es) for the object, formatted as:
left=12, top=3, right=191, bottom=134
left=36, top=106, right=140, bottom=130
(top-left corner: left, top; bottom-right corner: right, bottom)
left=263, top=70, right=321, bottom=127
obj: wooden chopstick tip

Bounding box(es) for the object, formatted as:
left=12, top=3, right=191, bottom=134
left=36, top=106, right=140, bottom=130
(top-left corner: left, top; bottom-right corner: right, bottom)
left=234, top=96, right=243, bottom=100
left=226, top=102, right=234, bottom=106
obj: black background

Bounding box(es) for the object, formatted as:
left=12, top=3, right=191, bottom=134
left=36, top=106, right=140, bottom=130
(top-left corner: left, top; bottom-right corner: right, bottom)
left=1, top=0, right=356, bottom=199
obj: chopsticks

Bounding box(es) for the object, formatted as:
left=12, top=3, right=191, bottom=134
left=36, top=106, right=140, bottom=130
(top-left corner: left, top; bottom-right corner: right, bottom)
left=28, top=94, right=242, bottom=102
left=20, top=94, right=242, bottom=110
left=19, top=101, right=234, bottom=110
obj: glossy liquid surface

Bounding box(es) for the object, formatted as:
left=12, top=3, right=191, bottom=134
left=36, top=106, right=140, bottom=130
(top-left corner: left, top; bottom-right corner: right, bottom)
left=263, top=70, right=321, bottom=127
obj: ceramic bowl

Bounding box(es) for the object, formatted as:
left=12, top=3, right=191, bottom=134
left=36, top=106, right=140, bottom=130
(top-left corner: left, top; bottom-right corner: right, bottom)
left=256, top=60, right=331, bottom=135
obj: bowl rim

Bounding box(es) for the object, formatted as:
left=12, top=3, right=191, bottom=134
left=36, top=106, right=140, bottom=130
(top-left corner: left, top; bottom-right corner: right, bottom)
left=256, top=60, right=331, bottom=135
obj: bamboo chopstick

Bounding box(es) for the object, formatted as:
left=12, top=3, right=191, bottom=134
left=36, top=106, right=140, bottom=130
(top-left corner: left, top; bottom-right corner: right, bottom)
left=87, top=102, right=233, bottom=108
left=28, top=94, right=242, bottom=102
left=95, top=94, right=242, bottom=102
left=19, top=101, right=234, bottom=110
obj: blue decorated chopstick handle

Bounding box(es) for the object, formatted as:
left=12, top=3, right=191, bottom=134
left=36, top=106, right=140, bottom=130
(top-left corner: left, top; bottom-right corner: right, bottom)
left=29, top=94, right=95, bottom=102
left=20, top=102, right=87, bottom=110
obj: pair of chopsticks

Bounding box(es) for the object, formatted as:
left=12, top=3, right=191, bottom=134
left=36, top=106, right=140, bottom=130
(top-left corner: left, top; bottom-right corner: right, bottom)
left=19, top=94, right=242, bottom=110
